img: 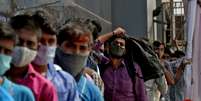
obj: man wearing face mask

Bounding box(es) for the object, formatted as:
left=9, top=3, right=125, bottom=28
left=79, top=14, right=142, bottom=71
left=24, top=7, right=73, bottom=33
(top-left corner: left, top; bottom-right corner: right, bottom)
left=6, top=14, right=58, bottom=101
left=95, top=27, right=148, bottom=101
left=0, top=23, right=35, bottom=101
left=54, top=19, right=103, bottom=101
left=31, top=10, right=80, bottom=101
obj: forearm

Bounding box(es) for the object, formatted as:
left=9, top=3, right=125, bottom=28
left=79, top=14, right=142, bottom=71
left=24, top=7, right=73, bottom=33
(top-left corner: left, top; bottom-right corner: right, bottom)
left=96, top=27, right=126, bottom=43
left=163, top=68, right=175, bottom=85
left=96, top=32, right=113, bottom=43
left=175, top=65, right=185, bottom=83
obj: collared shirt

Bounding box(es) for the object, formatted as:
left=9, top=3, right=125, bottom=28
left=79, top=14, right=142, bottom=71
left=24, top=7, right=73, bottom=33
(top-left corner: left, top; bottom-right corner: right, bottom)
left=14, top=64, right=58, bottom=101
left=33, top=63, right=81, bottom=101
left=77, top=75, right=104, bottom=101
left=0, top=86, right=14, bottom=101
left=145, top=75, right=168, bottom=101
left=1, top=77, right=35, bottom=101
left=101, top=61, right=148, bottom=101
left=94, top=40, right=148, bottom=101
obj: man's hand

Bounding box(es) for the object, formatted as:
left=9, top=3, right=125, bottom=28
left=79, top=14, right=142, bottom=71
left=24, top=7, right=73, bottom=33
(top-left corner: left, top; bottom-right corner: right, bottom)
left=113, top=27, right=126, bottom=36
left=83, top=68, right=104, bottom=94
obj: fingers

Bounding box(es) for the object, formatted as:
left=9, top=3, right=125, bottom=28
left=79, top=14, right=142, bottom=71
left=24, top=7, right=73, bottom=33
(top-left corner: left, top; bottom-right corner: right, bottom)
left=113, top=27, right=126, bottom=36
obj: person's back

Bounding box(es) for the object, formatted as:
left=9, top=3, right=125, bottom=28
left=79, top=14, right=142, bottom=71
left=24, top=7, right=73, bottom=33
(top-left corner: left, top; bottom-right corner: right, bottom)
left=1, top=77, right=35, bottom=101
left=46, top=63, right=80, bottom=101
left=0, top=87, right=14, bottom=101
left=77, top=75, right=103, bottom=101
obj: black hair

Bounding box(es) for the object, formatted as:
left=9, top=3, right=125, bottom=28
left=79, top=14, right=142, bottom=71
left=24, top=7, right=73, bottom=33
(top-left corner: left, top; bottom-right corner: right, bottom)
left=57, top=18, right=93, bottom=46
left=153, top=41, right=161, bottom=48
left=9, top=14, right=42, bottom=38
left=83, top=19, right=102, bottom=40
left=173, top=50, right=185, bottom=58
left=0, top=22, right=16, bottom=42
left=90, top=20, right=102, bottom=40
left=32, top=10, right=56, bottom=35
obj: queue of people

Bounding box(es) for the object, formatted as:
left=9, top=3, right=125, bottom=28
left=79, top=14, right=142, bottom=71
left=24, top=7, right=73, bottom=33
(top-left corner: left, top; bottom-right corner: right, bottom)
left=0, top=10, right=191, bottom=101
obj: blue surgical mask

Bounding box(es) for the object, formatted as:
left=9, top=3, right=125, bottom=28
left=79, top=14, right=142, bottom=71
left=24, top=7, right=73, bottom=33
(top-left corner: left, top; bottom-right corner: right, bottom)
left=33, top=45, right=56, bottom=65
left=0, top=54, right=12, bottom=76
left=55, top=48, right=88, bottom=77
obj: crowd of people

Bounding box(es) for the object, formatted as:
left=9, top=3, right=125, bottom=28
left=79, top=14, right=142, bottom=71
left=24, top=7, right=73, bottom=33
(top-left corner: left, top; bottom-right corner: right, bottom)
left=0, top=10, right=191, bottom=101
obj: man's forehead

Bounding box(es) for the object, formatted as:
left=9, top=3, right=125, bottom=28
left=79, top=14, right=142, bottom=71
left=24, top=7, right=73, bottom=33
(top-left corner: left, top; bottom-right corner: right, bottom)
left=114, top=38, right=125, bottom=42
left=18, top=30, right=37, bottom=39
left=42, top=33, right=56, bottom=39
left=72, top=34, right=90, bottom=43
left=18, top=28, right=36, bottom=34
left=0, top=39, right=14, bottom=49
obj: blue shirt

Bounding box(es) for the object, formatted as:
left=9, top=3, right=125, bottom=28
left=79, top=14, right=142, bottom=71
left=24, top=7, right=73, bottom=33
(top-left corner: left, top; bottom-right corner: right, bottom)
left=77, top=75, right=104, bottom=101
left=46, top=63, right=80, bottom=101
left=1, top=77, right=35, bottom=101
left=0, top=87, right=14, bottom=101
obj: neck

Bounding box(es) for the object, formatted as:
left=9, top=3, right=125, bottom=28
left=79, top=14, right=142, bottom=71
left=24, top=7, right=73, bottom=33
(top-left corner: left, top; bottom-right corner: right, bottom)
left=111, top=57, right=122, bottom=69
left=32, top=63, right=48, bottom=76
left=6, top=64, right=28, bottom=80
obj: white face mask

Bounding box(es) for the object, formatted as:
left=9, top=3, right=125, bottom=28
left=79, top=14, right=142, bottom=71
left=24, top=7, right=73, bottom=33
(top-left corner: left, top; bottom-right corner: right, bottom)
left=33, top=45, right=56, bottom=65
left=12, top=46, right=37, bottom=67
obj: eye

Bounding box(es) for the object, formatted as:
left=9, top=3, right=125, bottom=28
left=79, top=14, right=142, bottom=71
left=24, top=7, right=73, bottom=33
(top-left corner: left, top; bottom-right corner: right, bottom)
left=27, top=40, right=35, bottom=48
left=48, top=39, right=56, bottom=45
left=0, top=46, right=12, bottom=55
left=4, top=49, right=12, bottom=55
left=119, top=43, right=125, bottom=47
left=40, top=38, right=46, bottom=45
left=17, top=38, right=25, bottom=46
left=80, top=45, right=88, bottom=51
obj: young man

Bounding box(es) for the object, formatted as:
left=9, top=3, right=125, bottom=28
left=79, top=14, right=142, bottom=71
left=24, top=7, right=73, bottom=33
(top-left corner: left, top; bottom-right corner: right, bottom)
left=0, top=22, right=35, bottom=101
left=54, top=19, right=103, bottom=101
left=96, top=27, right=148, bottom=101
left=31, top=10, right=80, bottom=101
left=6, top=14, right=58, bottom=101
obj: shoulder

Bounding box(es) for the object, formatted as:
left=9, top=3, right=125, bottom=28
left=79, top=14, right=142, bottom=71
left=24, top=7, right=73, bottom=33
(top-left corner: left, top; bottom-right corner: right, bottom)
left=11, top=82, right=35, bottom=100
left=84, top=77, right=103, bottom=99
left=47, top=64, right=77, bottom=93
left=133, top=62, right=144, bottom=77
left=0, top=87, right=14, bottom=101
left=53, top=64, right=76, bottom=85
left=15, top=85, right=34, bottom=95
left=78, top=76, right=103, bottom=101
left=54, top=70, right=77, bottom=90
left=32, top=71, right=56, bottom=93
